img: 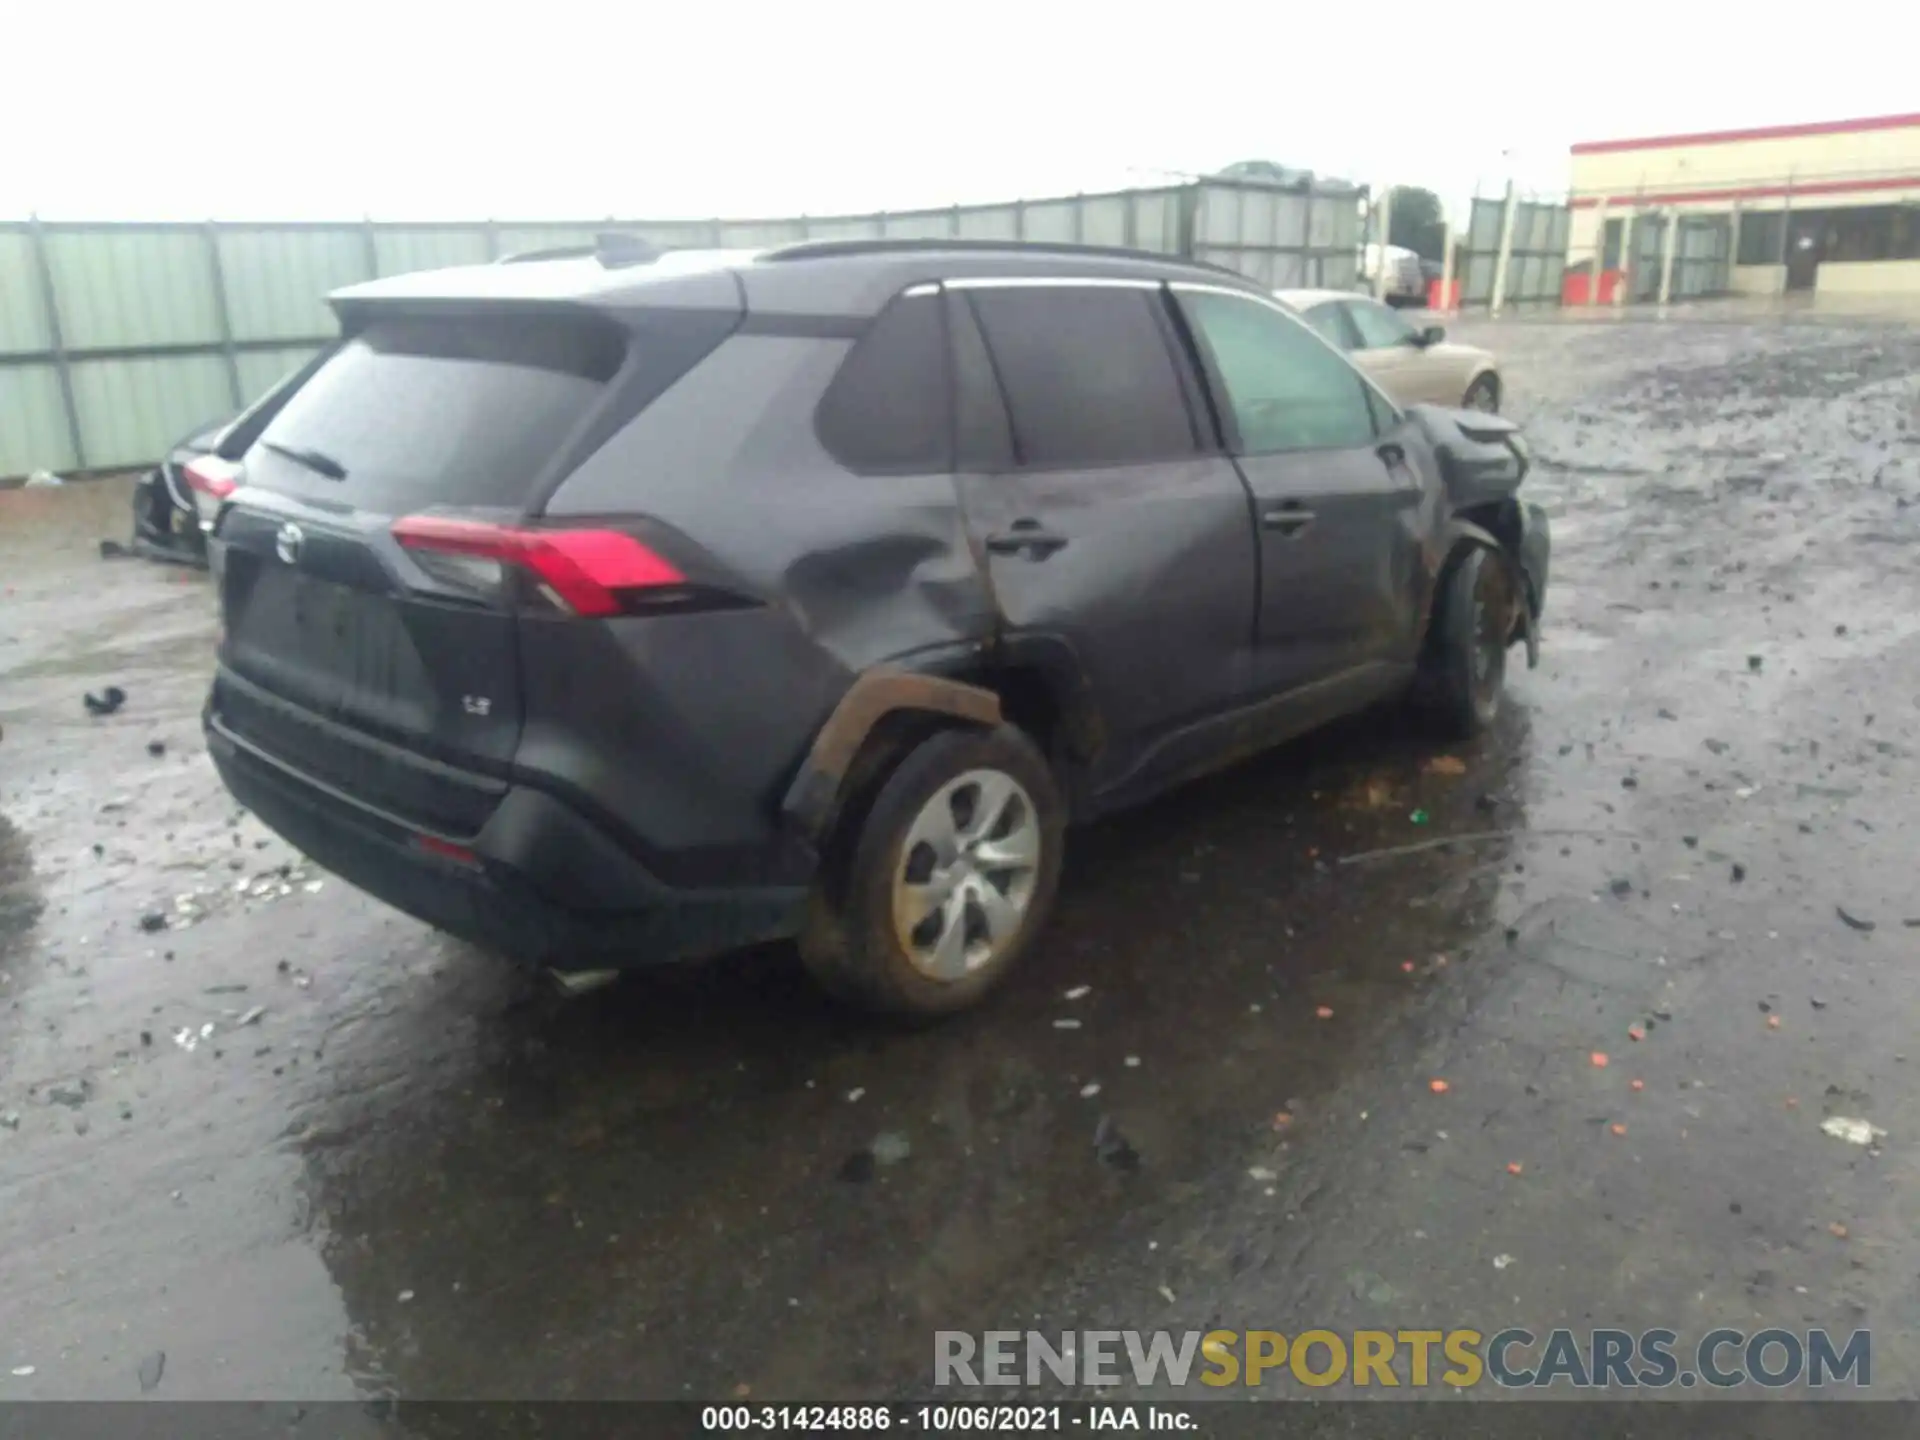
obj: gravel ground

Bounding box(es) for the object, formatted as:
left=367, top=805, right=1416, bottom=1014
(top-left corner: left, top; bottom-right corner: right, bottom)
left=2, top=298, right=1918, bottom=1410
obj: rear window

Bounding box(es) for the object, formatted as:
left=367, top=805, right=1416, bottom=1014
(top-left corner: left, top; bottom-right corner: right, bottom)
left=252, top=315, right=626, bottom=510
left=966, top=287, right=1197, bottom=469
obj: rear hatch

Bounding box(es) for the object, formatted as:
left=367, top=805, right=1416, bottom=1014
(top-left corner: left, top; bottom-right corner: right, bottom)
left=211, top=310, right=630, bottom=833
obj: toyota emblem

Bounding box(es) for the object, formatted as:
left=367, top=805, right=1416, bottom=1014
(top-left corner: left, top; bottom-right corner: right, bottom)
left=275, top=522, right=305, bottom=566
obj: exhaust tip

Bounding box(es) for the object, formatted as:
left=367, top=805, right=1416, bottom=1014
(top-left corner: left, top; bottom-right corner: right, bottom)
left=547, top=968, right=621, bottom=997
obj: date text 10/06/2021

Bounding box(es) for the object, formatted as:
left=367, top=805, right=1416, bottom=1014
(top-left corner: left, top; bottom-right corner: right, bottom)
left=702, top=1407, right=1192, bottom=1431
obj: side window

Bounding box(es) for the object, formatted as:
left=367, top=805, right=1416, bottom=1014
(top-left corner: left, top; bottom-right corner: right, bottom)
left=965, top=287, right=1196, bottom=468
left=1178, top=289, right=1378, bottom=454
left=816, top=292, right=950, bottom=473
left=1345, top=299, right=1419, bottom=351
left=946, top=290, right=1015, bottom=471
left=1302, top=303, right=1358, bottom=352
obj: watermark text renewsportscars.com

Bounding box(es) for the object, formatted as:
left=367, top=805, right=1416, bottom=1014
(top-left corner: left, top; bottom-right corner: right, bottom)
left=935, top=1328, right=1870, bottom=1390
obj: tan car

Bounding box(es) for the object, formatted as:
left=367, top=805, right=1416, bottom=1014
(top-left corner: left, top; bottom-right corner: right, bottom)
left=1277, top=289, right=1501, bottom=412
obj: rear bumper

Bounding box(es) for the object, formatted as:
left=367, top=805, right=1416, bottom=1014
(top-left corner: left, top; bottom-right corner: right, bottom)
left=205, top=712, right=808, bottom=970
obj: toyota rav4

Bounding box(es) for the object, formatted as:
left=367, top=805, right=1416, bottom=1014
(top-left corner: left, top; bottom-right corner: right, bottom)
left=201, top=238, right=1548, bottom=1015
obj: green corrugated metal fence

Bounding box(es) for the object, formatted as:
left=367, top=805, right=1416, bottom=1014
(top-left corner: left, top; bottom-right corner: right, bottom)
left=0, top=179, right=1365, bottom=481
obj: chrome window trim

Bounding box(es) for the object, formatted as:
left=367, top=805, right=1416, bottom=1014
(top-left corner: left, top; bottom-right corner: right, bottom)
left=943, top=275, right=1161, bottom=291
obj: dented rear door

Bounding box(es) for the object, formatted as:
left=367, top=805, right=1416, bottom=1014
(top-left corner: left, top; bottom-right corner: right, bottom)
left=949, top=281, right=1258, bottom=793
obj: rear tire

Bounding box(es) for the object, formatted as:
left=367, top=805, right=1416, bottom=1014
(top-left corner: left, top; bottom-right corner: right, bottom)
left=1426, top=548, right=1514, bottom=739
left=799, top=725, right=1065, bottom=1017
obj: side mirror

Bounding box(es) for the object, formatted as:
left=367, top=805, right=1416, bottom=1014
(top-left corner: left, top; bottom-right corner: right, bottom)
left=1419, top=325, right=1446, bottom=347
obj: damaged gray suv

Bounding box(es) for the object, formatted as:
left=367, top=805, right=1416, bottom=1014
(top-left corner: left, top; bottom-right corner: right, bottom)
left=202, top=238, right=1548, bottom=1015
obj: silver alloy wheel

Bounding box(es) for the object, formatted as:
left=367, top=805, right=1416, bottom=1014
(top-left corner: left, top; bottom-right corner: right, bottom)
left=891, top=768, right=1043, bottom=980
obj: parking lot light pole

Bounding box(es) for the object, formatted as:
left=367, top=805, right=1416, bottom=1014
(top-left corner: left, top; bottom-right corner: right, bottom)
left=1659, top=209, right=1679, bottom=307
left=1589, top=198, right=1608, bottom=308
left=1489, top=181, right=1518, bottom=316
left=1372, top=186, right=1393, bottom=301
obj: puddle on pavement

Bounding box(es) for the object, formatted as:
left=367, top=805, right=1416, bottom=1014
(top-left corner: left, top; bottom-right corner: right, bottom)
left=284, top=705, right=1541, bottom=1398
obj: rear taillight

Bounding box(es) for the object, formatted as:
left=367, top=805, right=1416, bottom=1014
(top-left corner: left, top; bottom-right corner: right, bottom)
left=391, top=516, right=685, bottom=616
left=183, top=456, right=243, bottom=530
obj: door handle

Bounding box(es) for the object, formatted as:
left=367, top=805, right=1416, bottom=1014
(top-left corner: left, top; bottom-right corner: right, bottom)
left=985, top=519, right=1068, bottom=559
left=1262, top=502, right=1315, bottom=536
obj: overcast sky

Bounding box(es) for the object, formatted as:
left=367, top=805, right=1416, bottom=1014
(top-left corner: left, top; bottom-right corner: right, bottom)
left=8, top=0, right=1914, bottom=224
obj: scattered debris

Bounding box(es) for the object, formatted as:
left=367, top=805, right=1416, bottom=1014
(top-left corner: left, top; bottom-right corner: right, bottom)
left=25, top=470, right=64, bottom=487
left=1401, top=960, right=1415, bottom=973
left=10, top=1366, right=33, bottom=1378
left=1747, top=655, right=1763, bottom=672
left=1767, top=1015, right=1782, bottom=1030
left=1821, top=1117, right=1886, bottom=1147
left=1123, top=1056, right=1140, bottom=1068
left=146, top=740, right=166, bottom=757
left=1248, top=1166, right=1278, bottom=1182
left=1423, top=755, right=1467, bottom=777
left=138, top=912, right=166, bottom=933
left=1079, top=1082, right=1101, bottom=1099
left=0, top=1112, right=19, bottom=1130
left=1314, top=1006, right=1334, bottom=1020
left=1610, top=1123, right=1627, bottom=1136
left=1093, top=1115, right=1140, bottom=1172
left=1628, top=1026, right=1644, bottom=1042
left=1835, top=906, right=1877, bottom=933
left=1339, top=827, right=1636, bottom=865
left=1730, top=863, right=1746, bottom=883
left=1063, top=985, right=1091, bottom=1001
left=1492, top=1254, right=1515, bottom=1270
left=1656, top=707, right=1678, bottom=720
left=1829, top=1223, right=1850, bottom=1240
left=237, top=1006, right=266, bottom=1027
left=1157, top=1285, right=1176, bottom=1305
left=871, top=1131, right=912, bottom=1166
left=1608, top=877, right=1634, bottom=898
left=1630, top=1079, right=1644, bottom=1092
left=1408, top=809, right=1430, bottom=825
left=138, top=1351, right=165, bottom=1393
left=1591, top=1052, right=1609, bottom=1068
left=1621, top=775, right=1638, bottom=790
left=83, top=686, right=128, bottom=717
left=46, top=1079, right=92, bottom=1108
left=844, top=1088, right=865, bottom=1104
left=398, top=1290, right=415, bottom=1303
left=1506, top=1162, right=1523, bottom=1176
left=1428, top=1079, right=1450, bottom=1094
left=1051, top=1019, right=1082, bottom=1030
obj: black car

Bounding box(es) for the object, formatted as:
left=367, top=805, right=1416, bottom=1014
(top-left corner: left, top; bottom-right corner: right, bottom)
left=131, top=359, right=326, bottom=564
left=202, top=239, right=1548, bottom=1015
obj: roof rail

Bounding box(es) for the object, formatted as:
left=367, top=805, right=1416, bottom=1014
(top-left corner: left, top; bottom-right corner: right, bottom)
left=497, top=244, right=598, bottom=265
left=495, top=232, right=665, bottom=268
left=761, top=237, right=1249, bottom=279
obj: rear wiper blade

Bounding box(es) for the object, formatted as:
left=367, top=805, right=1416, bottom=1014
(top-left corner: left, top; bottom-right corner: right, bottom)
left=261, top=440, right=348, bottom=481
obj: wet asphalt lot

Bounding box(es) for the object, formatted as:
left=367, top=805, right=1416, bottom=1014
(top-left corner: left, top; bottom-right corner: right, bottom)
left=4, top=299, right=1920, bottom=1409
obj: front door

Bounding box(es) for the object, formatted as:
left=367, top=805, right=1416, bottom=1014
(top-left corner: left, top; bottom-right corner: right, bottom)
left=1172, top=284, right=1422, bottom=700
left=948, top=281, right=1260, bottom=795
left=1786, top=212, right=1825, bottom=291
